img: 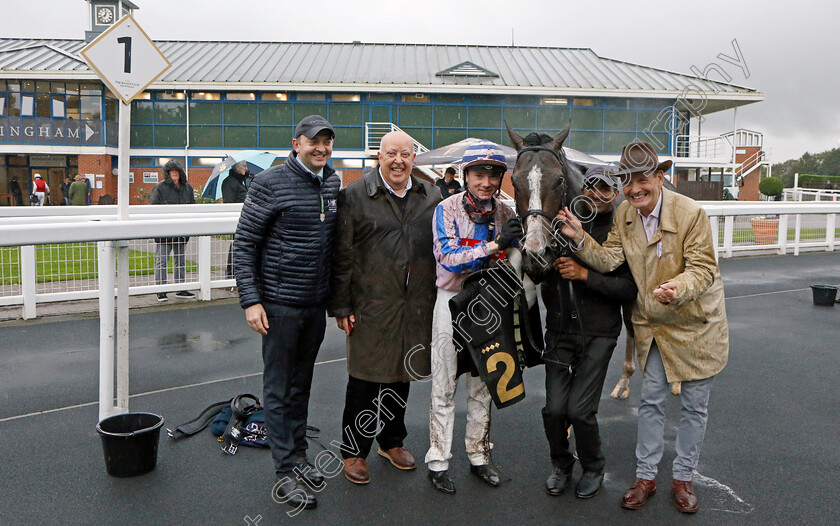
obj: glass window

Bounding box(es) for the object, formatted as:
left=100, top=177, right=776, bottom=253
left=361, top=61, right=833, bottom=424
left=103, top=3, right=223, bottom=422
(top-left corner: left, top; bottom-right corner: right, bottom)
left=21, top=94, right=34, bottom=116
left=401, top=94, right=429, bottom=103
left=51, top=82, right=65, bottom=94
left=64, top=82, right=79, bottom=95
left=470, top=129, right=503, bottom=144
left=80, top=96, right=101, bottom=120
left=294, top=103, right=327, bottom=120
left=437, top=94, right=466, bottom=104
left=157, top=91, right=185, bottom=101
left=398, top=105, right=432, bottom=127
left=80, top=83, right=101, bottom=95
left=400, top=127, right=432, bottom=148
left=130, top=157, right=156, bottom=167
left=261, top=93, right=288, bottom=101
left=259, top=126, right=294, bottom=149
left=334, top=127, right=364, bottom=150
left=332, top=94, right=360, bottom=102
left=573, top=98, right=596, bottom=107
left=190, top=92, right=220, bottom=101
left=224, top=126, right=258, bottom=148
left=155, top=101, right=186, bottom=124
left=468, top=106, right=501, bottom=129
left=36, top=93, right=51, bottom=118
left=227, top=93, right=255, bottom=101
left=105, top=98, right=117, bottom=121
left=572, top=109, right=603, bottom=130
left=259, top=104, right=293, bottom=126
left=224, top=103, right=257, bottom=125
left=570, top=131, right=603, bottom=153
left=36, top=81, right=51, bottom=93
left=154, top=126, right=186, bottom=148
left=51, top=95, right=65, bottom=118
left=540, top=97, right=568, bottom=106
left=434, top=106, right=466, bottom=127
left=434, top=128, right=467, bottom=147
left=604, top=109, right=636, bottom=131
left=0, top=94, right=5, bottom=116
left=66, top=95, right=80, bottom=119
left=22, top=80, right=35, bottom=92
left=501, top=95, right=538, bottom=105
left=6, top=81, right=21, bottom=92
left=637, top=109, right=670, bottom=133
left=537, top=106, right=570, bottom=130
left=189, top=125, right=223, bottom=147
left=297, top=93, right=326, bottom=101
left=189, top=102, right=223, bottom=124
left=130, top=125, right=154, bottom=147
left=604, top=132, right=638, bottom=153
left=502, top=107, right=536, bottom=130
left=6, top=93, right=20, bottom=117
left=131, top=101, right=154, bottom=124
left=329, top=104, right=364, bottom=126
left=368, top=93, right=393, bottom=102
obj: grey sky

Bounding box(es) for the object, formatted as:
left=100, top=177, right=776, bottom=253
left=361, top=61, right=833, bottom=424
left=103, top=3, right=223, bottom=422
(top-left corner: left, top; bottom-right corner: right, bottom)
left=9, top=0, right=840, bottom=162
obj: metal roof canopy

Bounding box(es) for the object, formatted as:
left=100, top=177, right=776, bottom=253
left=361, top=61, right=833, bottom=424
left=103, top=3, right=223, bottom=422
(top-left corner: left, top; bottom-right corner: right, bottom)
left=0, top=39, right=763, bottom=115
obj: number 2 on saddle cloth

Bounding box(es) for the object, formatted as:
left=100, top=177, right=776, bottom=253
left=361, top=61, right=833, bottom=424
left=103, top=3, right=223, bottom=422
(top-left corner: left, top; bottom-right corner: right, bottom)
left=448, top=253, right=544, bottom=409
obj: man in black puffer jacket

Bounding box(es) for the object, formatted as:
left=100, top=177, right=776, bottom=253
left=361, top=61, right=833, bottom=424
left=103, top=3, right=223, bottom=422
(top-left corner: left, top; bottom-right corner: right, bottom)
left=233, top=115, right=340, bottom=511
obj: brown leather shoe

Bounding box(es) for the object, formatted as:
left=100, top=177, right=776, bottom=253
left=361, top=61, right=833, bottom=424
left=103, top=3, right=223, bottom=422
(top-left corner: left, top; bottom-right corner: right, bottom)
left=343, top=457, right=370, bottom=484
left=673, top=480, right=699, bottom=513
left=377, top=447, right=416, bottom=470
left=621, top=478, right=656, bottom=510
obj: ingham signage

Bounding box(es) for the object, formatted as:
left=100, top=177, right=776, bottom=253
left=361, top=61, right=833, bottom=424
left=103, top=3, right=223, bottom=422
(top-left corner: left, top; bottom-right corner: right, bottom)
left=80, top=14, right=171, bottom=105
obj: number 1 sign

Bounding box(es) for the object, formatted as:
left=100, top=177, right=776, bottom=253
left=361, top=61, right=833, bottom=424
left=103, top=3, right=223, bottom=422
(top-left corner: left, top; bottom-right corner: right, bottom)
left=80, top=14, right=170, bottom=105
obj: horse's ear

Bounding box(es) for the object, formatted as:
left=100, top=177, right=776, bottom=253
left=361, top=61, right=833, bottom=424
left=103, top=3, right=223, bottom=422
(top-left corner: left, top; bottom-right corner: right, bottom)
left=549, top=123, right=571, bottom=151
left=505, top=122, right=524, bottom=151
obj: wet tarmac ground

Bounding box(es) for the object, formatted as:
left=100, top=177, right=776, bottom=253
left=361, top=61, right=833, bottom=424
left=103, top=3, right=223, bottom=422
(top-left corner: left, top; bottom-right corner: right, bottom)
left=1, top=251, right=839, bottom=525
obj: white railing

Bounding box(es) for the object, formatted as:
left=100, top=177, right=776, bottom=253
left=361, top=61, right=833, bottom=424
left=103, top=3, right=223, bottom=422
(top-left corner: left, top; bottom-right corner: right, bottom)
left=1, top=201, right=839, bottom=318
left=675, top=134, right=732, bottom=159
left=783, top=188, right=840, bottom=202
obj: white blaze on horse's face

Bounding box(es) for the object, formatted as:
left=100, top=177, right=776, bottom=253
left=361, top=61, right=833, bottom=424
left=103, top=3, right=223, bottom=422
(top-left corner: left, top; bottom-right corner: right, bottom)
left=524, top=165, right=548, bottom=254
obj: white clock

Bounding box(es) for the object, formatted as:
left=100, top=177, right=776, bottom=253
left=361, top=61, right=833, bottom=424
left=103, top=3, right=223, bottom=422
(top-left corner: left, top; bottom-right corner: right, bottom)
left=96, top=6, right=115, bottom=25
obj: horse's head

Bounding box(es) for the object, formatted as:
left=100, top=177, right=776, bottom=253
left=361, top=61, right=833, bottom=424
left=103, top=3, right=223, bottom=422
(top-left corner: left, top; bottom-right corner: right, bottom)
left=507, top=124, right=581, bottom=272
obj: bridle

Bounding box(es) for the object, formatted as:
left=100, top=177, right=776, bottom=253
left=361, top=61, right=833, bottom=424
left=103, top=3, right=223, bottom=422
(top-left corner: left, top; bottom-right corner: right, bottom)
left=515, top=145, right=567, bottom=224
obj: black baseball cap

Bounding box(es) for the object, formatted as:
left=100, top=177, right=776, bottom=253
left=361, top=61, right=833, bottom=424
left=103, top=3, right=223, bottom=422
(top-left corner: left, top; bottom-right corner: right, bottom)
left=294, top=115, right=334, bottom=139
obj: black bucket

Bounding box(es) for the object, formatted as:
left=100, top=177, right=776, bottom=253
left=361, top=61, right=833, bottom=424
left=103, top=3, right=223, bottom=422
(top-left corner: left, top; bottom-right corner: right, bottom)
left=97, top=412, right=164, bottom=477
left=810, top=285, right=838, bottom=307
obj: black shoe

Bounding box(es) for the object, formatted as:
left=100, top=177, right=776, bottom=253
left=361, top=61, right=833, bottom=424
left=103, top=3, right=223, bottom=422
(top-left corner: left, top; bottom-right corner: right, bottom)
left=293, top=458, right=325, bottom=486
left=545, top=465, right=574, bottom=496
left=156, top=293, right=168, bottom=302
left=273, top=478, right=317, bottom=510
left=428, top=470, right=456, bottom=494
left=575, top=470, right=604, bottom=499
left=469, top=463, right=502, bottom=487
left=175, top=290, right=195, bottom=298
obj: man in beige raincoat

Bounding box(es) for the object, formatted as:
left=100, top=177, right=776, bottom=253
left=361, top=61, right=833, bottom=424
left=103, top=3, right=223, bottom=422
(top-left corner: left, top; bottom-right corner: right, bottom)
left=557, top=141, right=728, bottom=515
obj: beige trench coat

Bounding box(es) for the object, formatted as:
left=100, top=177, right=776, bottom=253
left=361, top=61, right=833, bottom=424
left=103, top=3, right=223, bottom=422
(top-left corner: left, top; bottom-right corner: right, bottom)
left=576, top=188, right=728, bottom=382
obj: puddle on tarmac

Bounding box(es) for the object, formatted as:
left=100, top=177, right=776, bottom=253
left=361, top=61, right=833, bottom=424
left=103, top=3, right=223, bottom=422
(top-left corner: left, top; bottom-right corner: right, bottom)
left=155, top=332, right=249, bottom=353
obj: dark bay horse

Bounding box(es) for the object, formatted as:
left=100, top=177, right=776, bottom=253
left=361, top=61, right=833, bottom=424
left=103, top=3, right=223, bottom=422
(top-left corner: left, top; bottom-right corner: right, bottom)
left=505, top=124, right=680, bottom=399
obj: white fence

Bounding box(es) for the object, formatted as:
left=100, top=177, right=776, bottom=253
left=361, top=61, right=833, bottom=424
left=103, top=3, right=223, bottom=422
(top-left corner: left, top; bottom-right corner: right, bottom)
left=1, top=201, right=839, bottom=319
left=783, top=188, right=840, bottom=202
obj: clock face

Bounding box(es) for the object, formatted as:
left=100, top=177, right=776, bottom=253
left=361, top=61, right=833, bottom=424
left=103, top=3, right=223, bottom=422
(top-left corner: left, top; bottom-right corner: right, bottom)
left=96, top=6, right=115, bottom=25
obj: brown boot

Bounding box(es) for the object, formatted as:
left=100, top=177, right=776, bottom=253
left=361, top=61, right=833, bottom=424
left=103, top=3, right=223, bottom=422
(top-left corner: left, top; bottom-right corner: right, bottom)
left=377, top=447, right=416, bottom=470
left=343, top=457, right=370, bottom=484
left=673, top=480, right=699, bottom=513
left=621, top=478, right=656, bottom=510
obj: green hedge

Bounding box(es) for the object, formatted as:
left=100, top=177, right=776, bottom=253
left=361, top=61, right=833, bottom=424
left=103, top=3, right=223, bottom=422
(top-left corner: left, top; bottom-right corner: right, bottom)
left=799, top=174, right=840, bottom=188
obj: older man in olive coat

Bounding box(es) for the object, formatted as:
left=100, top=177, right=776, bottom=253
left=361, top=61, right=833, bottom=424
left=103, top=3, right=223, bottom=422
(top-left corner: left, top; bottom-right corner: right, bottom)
left=558, top=141, right=728, bottom=514
left=329, top=131, right=439, bottom=485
